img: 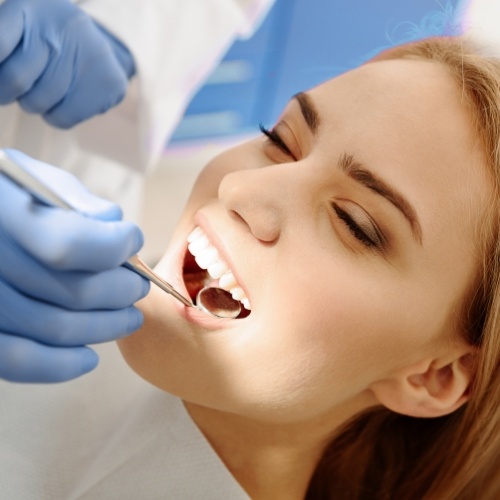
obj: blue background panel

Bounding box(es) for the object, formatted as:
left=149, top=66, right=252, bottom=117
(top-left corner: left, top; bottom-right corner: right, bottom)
left=171, top=0, right=462, bottom=143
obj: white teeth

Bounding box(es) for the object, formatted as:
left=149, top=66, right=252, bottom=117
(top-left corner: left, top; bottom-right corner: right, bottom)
left=187, top=227, right=204, bottom=243
left=188, top=234, right=209, bottom=255
left=194, top=245, right=218, bottom=269
left=230, top=287, right=246, bottom=301
left=207, top=261, right=229, bottom=279
left=219, top=271, right=237, bottom=289
left=186, top=226, right=251, bottom=312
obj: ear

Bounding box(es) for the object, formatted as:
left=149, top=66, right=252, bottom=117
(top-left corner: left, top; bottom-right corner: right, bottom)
left=369, top=343, right=477, bottom=418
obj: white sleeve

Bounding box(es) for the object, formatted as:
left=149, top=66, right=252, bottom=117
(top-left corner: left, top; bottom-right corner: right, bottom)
left=75, top=0, right=276, bottom=172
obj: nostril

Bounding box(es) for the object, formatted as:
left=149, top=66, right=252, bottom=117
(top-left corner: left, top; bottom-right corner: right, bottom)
left=229, top=210, right=247, bottom=225
left=230, top=208, right=280, bottom=244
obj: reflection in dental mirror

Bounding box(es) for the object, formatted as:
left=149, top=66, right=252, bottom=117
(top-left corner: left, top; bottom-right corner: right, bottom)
left=196, top=287, right=242, bottom=319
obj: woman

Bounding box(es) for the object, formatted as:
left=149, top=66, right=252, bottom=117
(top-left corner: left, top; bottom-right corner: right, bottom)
left=0, top=36, right=499, bottom=498
left=120, top=36, right=500, bottom=498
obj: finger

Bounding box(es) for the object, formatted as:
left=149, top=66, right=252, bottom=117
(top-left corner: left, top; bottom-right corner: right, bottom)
left=0, top=237, right=150, bottom=309
left=17, top=44, right=73, bottom=115
left=0, top=176, right=143, bottom=271
left=0, top=333, right=99, bottom=383
left=13, top=206, right=143, bottom=271
left=0, top=35, right=50, bottom=104
left=0, top=278, right=144, bottom=346
left=0, top=0, right=24, bottom=64
left=3, top=149, right=123, bottom=221
left=44, top=50, right=128, bottom=128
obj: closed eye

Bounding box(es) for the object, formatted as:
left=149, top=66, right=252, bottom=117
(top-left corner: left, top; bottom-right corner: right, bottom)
left=332, top=203, right=382, bottom=249
left=259, top=123, right=296, bottom=160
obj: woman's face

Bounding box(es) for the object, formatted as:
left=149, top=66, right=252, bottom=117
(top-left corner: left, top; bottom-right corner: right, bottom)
left=119, top=58, right=490, bottom=423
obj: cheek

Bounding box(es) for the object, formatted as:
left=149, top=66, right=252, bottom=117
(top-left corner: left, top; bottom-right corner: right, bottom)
left=211, top=284, right=370, bottom=420
left=232, top=269, right=437, bottom=419
left=188, top=160, right=225, bottom=203
left=185, top=141, right=263, bottom=210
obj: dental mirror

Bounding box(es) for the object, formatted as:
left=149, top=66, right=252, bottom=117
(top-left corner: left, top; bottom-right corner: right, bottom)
left=0, top=150, right=242, bottom=320
left=196, top=286, right=241, bottom=319
left=125, top=256, right=241, bottom=319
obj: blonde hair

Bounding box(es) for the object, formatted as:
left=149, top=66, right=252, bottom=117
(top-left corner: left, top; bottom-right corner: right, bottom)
left=306, top=37, right=500, bottom=499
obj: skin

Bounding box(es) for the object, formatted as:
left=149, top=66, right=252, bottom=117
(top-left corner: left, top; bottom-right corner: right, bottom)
left=118, top=58, right=491, bottom=499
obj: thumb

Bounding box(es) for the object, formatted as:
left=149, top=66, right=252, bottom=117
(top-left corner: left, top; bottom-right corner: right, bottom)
left=3, top=149, right=123, bottom=221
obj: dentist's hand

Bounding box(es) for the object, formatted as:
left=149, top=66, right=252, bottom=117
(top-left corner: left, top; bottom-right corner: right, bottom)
left=0, top=150, right=149, bottom=383
left=0, top=0, right=135, bottom=128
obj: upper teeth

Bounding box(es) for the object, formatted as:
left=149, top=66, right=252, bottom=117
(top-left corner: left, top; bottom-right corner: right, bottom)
left=187, top=227, right=251, bottom=310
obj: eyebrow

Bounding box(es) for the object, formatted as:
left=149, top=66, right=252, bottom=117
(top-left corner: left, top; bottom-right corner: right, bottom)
left=293, top=92, right=320, bottom=133
left=340, top=153, right=423, bottom=244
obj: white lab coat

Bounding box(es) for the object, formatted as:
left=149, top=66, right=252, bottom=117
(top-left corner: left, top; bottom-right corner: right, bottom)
left=0, top=0, right=275, bottom=221
left=0, top=342, right=249, bottom=499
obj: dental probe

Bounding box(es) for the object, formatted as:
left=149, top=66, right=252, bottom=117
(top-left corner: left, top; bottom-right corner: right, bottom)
left=0, top=150, right=241, bottom=319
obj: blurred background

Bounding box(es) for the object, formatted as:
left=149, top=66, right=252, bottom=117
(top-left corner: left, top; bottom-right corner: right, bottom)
left=141, top=0, right=483, bottom=263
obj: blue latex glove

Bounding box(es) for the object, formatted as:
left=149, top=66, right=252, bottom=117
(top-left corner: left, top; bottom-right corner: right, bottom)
left=0, top=0, right=136, bottom=128
left=0, top=150, right=150, bottom=383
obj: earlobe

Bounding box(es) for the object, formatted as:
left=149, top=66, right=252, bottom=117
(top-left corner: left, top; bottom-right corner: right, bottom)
left=370, top=350, right=477, bottom=418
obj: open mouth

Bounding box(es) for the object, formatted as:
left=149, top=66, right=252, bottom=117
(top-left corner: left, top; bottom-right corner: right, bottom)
left=182, top=227, right=251, bottom=319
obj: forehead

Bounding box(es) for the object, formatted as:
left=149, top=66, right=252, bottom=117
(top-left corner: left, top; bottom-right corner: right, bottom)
left=310, top=58, right=468, bottom=144
left=315, top=58, right=456, bottom=105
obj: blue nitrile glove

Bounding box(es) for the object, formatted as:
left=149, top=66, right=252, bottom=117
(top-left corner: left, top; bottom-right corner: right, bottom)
left=0, top=150, right=150, bottom=383
left=0, top=0, right=136, bottom=128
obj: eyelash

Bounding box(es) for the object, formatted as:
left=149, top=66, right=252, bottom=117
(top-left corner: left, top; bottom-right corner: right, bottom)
left=259, top=123, right=295, bottom=158
left=332, top=203, right=379, bottom=249
left=259, top=123, right=380, bottom=250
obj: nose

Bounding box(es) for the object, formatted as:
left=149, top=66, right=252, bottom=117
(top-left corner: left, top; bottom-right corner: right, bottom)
left=218, top=166, right=285, bottom=243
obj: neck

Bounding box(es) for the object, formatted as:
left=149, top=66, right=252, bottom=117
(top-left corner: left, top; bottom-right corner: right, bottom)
left=184, top=393, right=375, bottom=500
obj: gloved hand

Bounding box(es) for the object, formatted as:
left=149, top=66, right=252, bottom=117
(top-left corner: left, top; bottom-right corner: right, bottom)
left=0, top=0, right=136, bottom=128
left=0, top=150, right=149, bottom=383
